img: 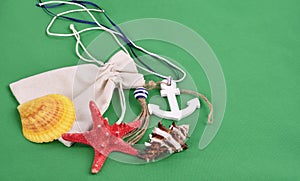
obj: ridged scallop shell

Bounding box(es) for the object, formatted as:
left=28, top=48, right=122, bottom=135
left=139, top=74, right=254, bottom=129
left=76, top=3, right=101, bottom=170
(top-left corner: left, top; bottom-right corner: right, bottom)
left=17, top=94, right=76, bottom=143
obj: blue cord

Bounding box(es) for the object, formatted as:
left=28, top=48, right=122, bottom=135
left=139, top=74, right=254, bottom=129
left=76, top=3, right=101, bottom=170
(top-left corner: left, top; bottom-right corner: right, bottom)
left=37, top=0, right=180, bottom=79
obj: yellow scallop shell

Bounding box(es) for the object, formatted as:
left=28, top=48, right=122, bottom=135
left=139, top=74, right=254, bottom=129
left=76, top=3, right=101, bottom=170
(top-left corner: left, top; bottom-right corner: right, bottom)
left=17, top=94, right=76, bottom=143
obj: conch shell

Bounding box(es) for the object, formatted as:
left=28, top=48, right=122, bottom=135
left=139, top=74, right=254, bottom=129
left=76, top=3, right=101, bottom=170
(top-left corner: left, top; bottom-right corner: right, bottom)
left=17, top=94, right=76, bottom=143
left=138, top=122, right=189, bottom=162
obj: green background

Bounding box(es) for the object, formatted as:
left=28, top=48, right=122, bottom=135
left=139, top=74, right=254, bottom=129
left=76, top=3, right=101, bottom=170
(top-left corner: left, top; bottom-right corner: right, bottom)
left=0, top=0, right=299, bottom=180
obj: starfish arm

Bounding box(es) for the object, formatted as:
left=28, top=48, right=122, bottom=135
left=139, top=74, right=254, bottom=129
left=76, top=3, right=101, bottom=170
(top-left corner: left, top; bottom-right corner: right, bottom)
left=62, top=133, right=88, bottom=145
left=91, top=150, right=108, bottom=174
left=121, top=120, right=141, bottom=138
left=111, top=120, right=142, bottom=138
left=127, top=119, right=142, bottom=130
left=89, top=101, right=106, bottom=127
left=112, top=140, right=139, bottom=155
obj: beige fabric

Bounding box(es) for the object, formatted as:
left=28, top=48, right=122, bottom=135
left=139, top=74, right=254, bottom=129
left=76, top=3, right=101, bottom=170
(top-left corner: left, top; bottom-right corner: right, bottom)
left=10, top=50, right=145, bottom=146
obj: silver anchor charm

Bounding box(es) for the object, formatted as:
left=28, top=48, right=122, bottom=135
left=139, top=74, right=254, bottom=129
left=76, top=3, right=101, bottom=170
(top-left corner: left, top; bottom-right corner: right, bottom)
left=148, top=79, right=200, bottom=121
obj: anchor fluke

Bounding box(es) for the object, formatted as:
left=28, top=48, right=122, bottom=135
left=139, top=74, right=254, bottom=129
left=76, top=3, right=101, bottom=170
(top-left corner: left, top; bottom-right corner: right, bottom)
left=148, top=79, right=200, bottom=121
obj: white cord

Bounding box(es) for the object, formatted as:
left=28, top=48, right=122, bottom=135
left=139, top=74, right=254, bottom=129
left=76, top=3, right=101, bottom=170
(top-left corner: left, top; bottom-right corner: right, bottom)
left=39, top=1, right=129, bottom=56
left=45, top=8, right=105, bottom=37
left=116, top=82, right=126, bottom=125
left=69, top=24, right=104, bottom=65
left=39, top=1, right=186, bottom=82
left=129, top=40, right=187, bottom=82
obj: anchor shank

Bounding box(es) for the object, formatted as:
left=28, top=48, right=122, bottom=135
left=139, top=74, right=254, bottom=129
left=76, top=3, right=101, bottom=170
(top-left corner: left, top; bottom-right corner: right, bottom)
left=160, top=88, right=180, bottom=112
left=148, top=79, right=200, bottom=121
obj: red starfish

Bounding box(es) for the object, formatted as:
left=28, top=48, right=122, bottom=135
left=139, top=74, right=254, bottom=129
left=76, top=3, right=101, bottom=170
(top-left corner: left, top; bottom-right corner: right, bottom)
left=62, top=101, right=141, bottom=174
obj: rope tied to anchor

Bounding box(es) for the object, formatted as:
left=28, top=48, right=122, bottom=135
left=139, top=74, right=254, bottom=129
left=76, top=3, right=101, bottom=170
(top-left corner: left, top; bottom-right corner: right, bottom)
left=124, top=98, right=150, bottom=145
left=144, top=80, right=214, bottom=124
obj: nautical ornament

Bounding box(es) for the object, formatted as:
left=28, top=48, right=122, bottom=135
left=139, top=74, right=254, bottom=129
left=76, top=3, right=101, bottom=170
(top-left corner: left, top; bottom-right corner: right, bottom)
left=124, top=87, right=150, bottom=145
left=17, top=94, right=76, bottom=143
left=148, top=79, right=200, bottom=121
